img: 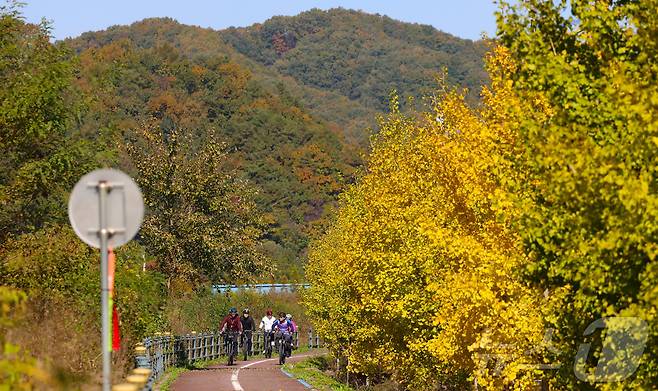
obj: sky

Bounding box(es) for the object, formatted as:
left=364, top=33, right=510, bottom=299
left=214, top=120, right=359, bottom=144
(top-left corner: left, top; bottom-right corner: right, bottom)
left=20, top=0, right=499, bottom=41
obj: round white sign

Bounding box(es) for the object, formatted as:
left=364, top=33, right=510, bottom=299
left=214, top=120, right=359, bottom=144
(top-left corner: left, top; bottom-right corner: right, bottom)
left=68, top=169, right=144, bottom=248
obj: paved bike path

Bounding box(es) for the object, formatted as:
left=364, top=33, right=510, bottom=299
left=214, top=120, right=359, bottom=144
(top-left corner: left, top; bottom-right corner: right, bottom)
left=171, top=354, right=315, bottom=391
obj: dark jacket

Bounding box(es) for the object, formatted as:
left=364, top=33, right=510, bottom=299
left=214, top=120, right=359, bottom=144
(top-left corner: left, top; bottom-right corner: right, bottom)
left=241, top=315, right=256, bottom=332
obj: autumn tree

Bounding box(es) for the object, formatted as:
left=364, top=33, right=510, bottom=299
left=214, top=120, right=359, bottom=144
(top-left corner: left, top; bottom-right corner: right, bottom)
left=125, top=121, right=270, bottom=288
left=497, top=0, right=658, bottom=388
left=305, top=48, right=548, bottom=389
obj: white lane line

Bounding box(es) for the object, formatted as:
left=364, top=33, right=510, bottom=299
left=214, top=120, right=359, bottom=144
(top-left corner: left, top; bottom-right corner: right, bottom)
left=230, top=369, right=245, bottom=391
left=232, top=358, right=276, bottom=391
left=232, top=355, right=313, bottom=391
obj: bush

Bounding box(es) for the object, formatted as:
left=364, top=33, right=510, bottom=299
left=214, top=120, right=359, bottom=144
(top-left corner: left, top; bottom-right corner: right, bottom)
left=0, top=226, right=167, bottom=386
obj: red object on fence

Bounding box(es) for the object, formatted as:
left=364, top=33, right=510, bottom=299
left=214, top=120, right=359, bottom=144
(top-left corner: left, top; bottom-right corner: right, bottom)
left=112, top=303, right=121, bottom=351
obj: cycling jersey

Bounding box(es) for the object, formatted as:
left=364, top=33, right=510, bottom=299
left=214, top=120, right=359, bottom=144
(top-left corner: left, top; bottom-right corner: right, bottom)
left=273, top=319, right=293, bottom=334
left=260, top=315, right=276, bottom=332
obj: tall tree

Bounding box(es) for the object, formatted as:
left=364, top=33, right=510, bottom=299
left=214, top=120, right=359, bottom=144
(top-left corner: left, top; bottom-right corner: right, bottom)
left=498, top=0, right=658, bottom=388
left=305, top=51, right=546, bottom=389
left=0, top=1, right=96, bottom=240
left=126, top=121, right=270, bottom=287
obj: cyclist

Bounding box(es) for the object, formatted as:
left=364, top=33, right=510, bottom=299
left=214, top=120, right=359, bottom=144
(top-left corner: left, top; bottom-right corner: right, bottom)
left=260, top=308, right=276, bottom=331
left=286, top=313, right=298, bottom=333
left=220, top=307, right=242, bottom=364
left=220, top=307, right=243, bottom=333
left=273, top=312, right=294, bottom=358
left=240, top=308, right=255, bottom=358
left=259, top=309, right=276, bottom=356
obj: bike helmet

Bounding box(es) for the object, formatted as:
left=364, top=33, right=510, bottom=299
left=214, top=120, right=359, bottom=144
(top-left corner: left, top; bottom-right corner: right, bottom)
left=266, top=309, right=273, bottom=316
left=286, top=314, right=292, bottom=320
left=243, top=308, right=250, bottom=314
left=229, top=307, right=237, bottom=314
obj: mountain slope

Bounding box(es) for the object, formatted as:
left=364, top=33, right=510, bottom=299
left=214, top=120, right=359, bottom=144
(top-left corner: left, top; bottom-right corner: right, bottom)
left=71, top=9, right=488, bottom=145
left=68, top=17, right=376, bottom=146
left=66, top=9, right=488, bottom=280
left=69, top=25, right=359, bottom=280
left=221, top=8, right=488, bottom=112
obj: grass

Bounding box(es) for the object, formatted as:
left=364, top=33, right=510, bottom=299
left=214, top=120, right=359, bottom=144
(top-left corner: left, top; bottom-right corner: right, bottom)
left=157, top=366, right=189, bottom=391
left=283, top=354, right=354, bottom=391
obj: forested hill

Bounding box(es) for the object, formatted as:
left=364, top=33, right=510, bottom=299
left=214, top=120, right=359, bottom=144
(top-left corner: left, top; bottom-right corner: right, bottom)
left=69, top=8, right=488, bottom=145
left=65, top=9, right=487, bottom=280
left=221, top=8, right=488, bottom=112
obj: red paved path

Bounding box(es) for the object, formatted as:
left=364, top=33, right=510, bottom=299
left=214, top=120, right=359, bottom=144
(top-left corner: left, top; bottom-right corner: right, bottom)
left=171, top=354, right=314, bottom=391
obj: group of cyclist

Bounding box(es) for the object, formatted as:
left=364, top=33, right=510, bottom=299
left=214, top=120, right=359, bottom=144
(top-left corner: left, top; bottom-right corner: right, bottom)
left=219, top=307, right=297, bottom=365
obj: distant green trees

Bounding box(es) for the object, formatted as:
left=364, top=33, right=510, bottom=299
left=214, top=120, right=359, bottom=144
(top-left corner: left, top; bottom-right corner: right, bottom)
left=221, top=8, right=488, bottom=111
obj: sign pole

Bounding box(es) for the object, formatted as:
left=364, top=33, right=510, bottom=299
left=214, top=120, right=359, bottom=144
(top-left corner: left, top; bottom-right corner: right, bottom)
left=68, top=168, right=144, bottom=391
left=98, top=181, right=111, bottom=391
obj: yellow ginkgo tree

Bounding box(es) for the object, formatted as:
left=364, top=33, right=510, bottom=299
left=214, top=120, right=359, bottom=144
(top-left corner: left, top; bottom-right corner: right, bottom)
left=497, top=0, right=658, bottom=388
left=305, top=47, right=550, bottom=389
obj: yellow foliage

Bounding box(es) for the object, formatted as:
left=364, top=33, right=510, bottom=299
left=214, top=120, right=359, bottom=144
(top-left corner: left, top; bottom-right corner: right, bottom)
left=0, top=287, right=49, bottom=390
left=497, top=1, right=658, bottom=388
left=305, top=47, right=548, bottom=389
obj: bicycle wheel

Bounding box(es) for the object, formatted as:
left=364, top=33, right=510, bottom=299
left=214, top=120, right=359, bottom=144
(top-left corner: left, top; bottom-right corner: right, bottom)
left=265, top=340, right=271, bottom=358
left=227, top=335, right=236, bottom=366
left=279, top=347, right=286, bottom=365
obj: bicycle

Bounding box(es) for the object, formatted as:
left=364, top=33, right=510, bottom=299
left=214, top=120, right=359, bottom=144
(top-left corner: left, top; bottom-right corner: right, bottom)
left=224, top=331, right=240, bottom=366
left=277, top=332, right=293, bottom=365
left=241, top=330, right=253, bottom=361
left=263, top=330, right=274, bottom=358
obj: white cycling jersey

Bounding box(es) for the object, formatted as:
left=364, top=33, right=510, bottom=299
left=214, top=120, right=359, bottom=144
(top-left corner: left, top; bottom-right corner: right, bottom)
left=260, top=315, right=276, bottom=332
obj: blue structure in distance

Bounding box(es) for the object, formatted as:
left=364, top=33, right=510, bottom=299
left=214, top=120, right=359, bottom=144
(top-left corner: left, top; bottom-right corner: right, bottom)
left=211, top=283, right=310, bottom=294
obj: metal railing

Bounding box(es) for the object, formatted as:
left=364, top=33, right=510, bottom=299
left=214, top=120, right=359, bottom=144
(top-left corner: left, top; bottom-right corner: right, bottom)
left=118, top=329, right=324, bottom=390
left=212, top=283, right=311, bottom=294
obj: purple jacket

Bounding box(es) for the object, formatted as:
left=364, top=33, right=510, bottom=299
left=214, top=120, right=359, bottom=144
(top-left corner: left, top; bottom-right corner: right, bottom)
left=273, top=319, right=293, bottom=334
